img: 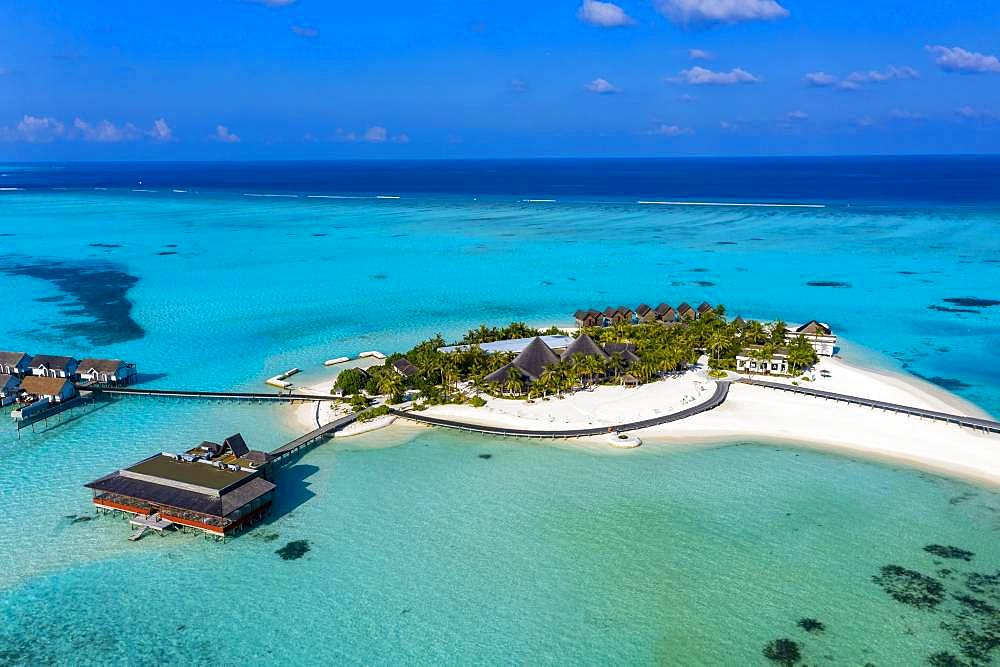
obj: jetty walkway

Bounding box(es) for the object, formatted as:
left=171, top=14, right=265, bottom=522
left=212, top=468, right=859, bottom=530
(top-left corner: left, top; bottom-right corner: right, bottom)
left=91, top=387, right=332, bottom=403
left=738, top=379, right=1000, bottom=434
left=389, top=381, right=731, bottom=438
left=269, top=412, right=359, bottom=460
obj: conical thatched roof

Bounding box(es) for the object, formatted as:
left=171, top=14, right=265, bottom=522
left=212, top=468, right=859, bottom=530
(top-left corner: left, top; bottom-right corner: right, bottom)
left=484, top=363, right=526, bottom=385
left=511, top=337, right=560, bottom=380
left=561, top=333, right=609, bottom=363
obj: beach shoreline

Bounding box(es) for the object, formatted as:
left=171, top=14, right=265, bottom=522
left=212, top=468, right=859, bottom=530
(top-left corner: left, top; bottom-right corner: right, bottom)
left=286, top=346, right=1000, bottom=488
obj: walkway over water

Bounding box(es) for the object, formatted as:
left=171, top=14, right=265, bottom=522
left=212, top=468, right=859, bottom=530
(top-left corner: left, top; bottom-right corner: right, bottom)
left=90, top=386, right=333, bottom=403
left=389, top=381, right=730, bottom=438
left=739, top=379, right=1000, bottom=433
left=269, top=412, right=359, bottom=460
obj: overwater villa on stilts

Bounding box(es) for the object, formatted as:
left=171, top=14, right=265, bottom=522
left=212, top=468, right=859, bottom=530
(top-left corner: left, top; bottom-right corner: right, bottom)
left=85, top=434, right=277, bottom=540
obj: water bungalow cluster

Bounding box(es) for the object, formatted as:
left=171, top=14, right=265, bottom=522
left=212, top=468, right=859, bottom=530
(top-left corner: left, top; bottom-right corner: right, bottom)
left=85, top=433, right=276, bottom=540
left=0, top=351, right=136, bottom=425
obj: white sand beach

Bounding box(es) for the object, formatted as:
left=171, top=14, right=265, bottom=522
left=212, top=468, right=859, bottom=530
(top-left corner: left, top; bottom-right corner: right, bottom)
left=288, top=353, right=1000, bottom=487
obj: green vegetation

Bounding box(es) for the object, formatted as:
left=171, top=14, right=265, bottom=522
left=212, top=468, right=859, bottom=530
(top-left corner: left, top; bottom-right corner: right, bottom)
left=339, top=310, right=822, bottom=404
left=357, top=405, right=390, bottom=422
left=468, top=395, right=487, bottom=408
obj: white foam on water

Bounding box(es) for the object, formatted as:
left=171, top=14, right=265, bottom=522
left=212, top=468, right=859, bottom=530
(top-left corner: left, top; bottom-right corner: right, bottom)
left=0, top=187, right=23, bottom=191
left=131, top=189, right=156, bottom=193
left=524, top=199, right=556, bottom=203
left=637, top=200, right=825, bottom=208
left=376, top=195, right=401, bottom=199
left=242, top=193, right=299, bottom=198
left=172, top=189, right=188, bottom=193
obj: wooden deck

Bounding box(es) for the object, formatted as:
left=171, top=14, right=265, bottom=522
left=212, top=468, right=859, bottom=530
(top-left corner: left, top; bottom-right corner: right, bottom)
left=269, top=412, right=360, bottom=460
left=91, top=386, right=333, bottom=403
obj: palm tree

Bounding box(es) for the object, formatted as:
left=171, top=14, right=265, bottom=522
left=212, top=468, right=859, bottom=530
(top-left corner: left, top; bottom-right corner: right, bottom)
left=504, top=367, right=523, bottom=396
left=376, top=370, right=403, bottom=398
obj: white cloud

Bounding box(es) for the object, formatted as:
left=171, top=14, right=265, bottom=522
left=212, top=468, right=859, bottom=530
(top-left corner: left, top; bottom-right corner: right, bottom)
left=363, top=126, right=388, bottom=142
left=510, top=79, right=528, bottom=93
left=806, top=66, right=918, bottom=91
left=0, top=115, right=66, bottom=143
left=215, top=124, right=240, bottom=143
left=719, top=120, right=734, bottom=129
left=655, top=0, right=788, bottom=24
left=804, top=72, right=837, bottom=87
left=678, top=66, right=758, bottom=85
left=291, top=25, right=319, bottom=38
left=688, top=49, right=713, bottom=61
left=585, top=77, right=623, bottom=94
left=786, top=110, right=808, bottom=121
left=149, top=118, right=174, bottom=142
left=392, top=133, right=411, bottom=144
left=846, top=65, right=919, bottom=83
left=73, top=118, right=141, bottom=143
left=955, top=106, right=998, bottom=122
left=647, top=124, right=693, bottom=136
left=926, top=45, right=1000, bottom=74
left=577, top=0, right=635, bottom=27
left=333, top=126, right=410, bottom=144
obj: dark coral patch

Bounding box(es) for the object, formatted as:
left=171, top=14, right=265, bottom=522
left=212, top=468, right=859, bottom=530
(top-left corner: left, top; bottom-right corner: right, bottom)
left=925, top=545, right=975, bottom=561
left=944, top=297, right=1000, bottom=308
left=930, top=305, right=980, bottom=314
left=872, top=564, right=945, bottom=608
left=806, top=281, right=851, bottom=288
left=915, top=376, right=972, bottom=392
left=762, top=638, right=802, bottom=666
left=0, top=259, right=144, bottom=346
left=156, top=251, right=178, bottom=256
left=478, top=454, right=492, bottom=459
left=797, top=618, right=825, bottom=633
left=276, top=540, right=310, bottom=560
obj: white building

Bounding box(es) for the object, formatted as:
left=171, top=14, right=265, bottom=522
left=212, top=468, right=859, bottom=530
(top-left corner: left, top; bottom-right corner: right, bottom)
left=77, top=358, right=137, bottom=385
left=787, top=321, right=837, bottom=356
left=736, top=347, right=790, bottom=376
left=28, top=355, right=79, bottom=379
left=0, top=352, right=31, bottom=376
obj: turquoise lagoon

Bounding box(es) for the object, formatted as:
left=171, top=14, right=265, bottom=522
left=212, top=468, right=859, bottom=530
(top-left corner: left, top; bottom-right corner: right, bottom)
left=1, top=173, right=999, bottom=665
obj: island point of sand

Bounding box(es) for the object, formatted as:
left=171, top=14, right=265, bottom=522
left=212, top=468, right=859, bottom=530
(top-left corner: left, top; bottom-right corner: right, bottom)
left=283, top=302, right=1000, bottom=488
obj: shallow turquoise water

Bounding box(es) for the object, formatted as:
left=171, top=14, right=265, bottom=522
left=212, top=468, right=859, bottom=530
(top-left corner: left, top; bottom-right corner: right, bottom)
left=2, top=187, right=1000, bottom=664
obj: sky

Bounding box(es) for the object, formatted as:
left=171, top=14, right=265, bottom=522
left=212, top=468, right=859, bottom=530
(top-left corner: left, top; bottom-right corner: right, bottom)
left=2, top=0, right=1000, bottom=159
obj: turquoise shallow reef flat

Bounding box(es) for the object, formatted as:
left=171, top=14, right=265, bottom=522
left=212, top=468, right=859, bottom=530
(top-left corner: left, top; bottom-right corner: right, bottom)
left=1, top=432, right=998, bottom=665
left=2, top=159, right=1000, bottom=665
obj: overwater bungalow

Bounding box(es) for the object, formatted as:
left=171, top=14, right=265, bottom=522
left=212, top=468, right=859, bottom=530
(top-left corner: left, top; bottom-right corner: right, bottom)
left=85, top=433, right=276, bottom=538
left=28, top=355, right=79, bottom=379
left=636, top=304, right=659, bottom=324
left=18, top=375, right=77, bottom=403
left=0, top=374, right=20, bottom=407
left=788, top=321, right=837, bottom=356
left=654, top=303, right=676, bottom=322
left=736, top=346, right=790, bottom=375
left=573, top=309, right=602, bottom=328
left=0, top=352, right=32, bottom=376
left=77, top=358, right=137, bottom=386
left=677, top=302, right=696, bottom=320
left=697, top=302, right=714, bottom=318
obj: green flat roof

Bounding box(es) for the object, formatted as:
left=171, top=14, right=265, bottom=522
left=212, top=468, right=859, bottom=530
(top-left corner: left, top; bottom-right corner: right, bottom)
left=125, top=455, right=252, bottom=492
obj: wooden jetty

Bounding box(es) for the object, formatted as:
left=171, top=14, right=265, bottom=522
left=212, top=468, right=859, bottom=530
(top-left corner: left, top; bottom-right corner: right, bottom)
left=90, top=386, right=333, bottom=403
left=269, top=412, right=359, bottom=461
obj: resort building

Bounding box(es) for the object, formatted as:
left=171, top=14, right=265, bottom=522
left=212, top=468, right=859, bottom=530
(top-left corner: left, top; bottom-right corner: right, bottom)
left=787, top=321, right=837, bottom=356
left=28, top=355, right=79, bottom=379
left=0, top=374, right=21, bottom=407
left=654, top=304, right=676, bottom=322
left=439, top=335, right=572, bottom=355
left=482, top=335, right=643, bottom=391
left=85, top=433, right=276, bottom=538
left=736, top=347, right=790, bottom=376
left=18, top=375, right=77, bottom=403
left=635, top=304, right=658, bottom=323
left=77, top=358, right=137, bottom=386
left=697, top=302, right=714, bottom=318
left=573, top=309, right=602, bottom=328
left=0, top=352, right=32, bottom=376
left=392, top=357, right=419, bottom=378
left=677, top=303, right=696, bottom=320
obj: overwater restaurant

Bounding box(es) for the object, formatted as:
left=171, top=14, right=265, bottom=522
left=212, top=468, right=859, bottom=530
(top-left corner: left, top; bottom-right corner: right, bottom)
left=86, top=434, right=276, bottom=538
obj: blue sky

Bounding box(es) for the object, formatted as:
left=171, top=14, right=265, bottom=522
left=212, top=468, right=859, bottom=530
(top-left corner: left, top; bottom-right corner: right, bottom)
left=2, top=0, right=1000, bottom=158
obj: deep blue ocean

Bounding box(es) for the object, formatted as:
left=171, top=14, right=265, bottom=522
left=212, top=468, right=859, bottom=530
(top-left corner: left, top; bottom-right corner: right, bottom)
left=1, top=157, right=999, bottom=665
